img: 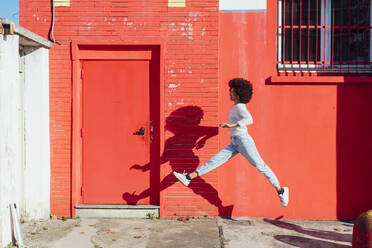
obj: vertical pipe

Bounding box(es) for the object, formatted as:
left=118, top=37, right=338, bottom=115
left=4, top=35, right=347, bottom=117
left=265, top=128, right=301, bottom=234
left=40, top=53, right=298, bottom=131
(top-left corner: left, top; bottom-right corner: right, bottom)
left=10, top=204, right=25, bottom=248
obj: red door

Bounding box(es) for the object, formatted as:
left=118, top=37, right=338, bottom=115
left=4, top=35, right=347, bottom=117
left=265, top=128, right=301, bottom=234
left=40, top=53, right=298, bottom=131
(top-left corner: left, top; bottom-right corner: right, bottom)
left=82, top=60, right=150, bottom=204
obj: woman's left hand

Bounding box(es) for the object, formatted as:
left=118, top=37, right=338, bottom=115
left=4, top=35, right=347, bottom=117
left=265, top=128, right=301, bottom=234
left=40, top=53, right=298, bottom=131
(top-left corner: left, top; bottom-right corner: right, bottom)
left=220, top=123, right=235, bottom=128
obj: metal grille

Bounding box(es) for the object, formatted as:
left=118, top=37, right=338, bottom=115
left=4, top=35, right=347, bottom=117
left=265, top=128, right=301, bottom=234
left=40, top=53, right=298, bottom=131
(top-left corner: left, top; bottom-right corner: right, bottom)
left=277, top=0, right=372, bottom=73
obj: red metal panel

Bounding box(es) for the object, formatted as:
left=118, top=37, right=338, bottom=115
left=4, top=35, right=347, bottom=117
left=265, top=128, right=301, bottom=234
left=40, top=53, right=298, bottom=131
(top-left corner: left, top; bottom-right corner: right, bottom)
left=82, top=60, right=150, bottom=204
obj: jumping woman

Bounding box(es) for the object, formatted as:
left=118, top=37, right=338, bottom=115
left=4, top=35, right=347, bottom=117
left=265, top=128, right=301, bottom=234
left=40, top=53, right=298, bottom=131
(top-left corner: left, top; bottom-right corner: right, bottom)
left=173, top=78, right=289, bottom=207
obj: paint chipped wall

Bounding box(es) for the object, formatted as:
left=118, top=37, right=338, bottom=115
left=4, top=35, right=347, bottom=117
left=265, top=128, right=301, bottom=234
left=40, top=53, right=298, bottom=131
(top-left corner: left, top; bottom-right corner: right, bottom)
left=0, top=34, right=22, bottom=247
left=23, top=46, right=51, bottom=221
left=0, top=29, right=50, bottom=245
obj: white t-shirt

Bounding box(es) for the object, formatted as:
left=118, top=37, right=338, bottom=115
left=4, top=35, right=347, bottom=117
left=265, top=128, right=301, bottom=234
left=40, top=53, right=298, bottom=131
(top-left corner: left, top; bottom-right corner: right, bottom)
left=228, top=103, right=253, bottom=137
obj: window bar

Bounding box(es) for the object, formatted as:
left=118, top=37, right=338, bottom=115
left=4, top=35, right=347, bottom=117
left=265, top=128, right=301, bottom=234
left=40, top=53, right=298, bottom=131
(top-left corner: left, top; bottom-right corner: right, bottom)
left=370, top=0, right=372, bottom=69
left=307, top=0, right=310, bottom=72
left=282, top=0, right=285, bottom=70
left=348, top=0, right=351, bottom=72
left=300, top=0, right=302, bottom=71
left=356, top=0, right=359, bottom=72
left=340, top=0, right=343, bottom=72
left=316, top=0, right=318, bottom=72
left=291, top=0, right=294, bottom=72
left=332, top=0, right=335, bottom=72
left=364, top=0, right=368, bottom=72
left=277, top=0, right=283, bottom=70
left=324, top=0, right=327, bottom=72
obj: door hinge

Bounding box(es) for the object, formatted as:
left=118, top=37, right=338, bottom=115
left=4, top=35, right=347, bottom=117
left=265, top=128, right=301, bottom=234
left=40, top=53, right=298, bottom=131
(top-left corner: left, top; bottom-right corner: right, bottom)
left=80, top=70, right=83, bottom=80
left=80, top=128, right=84, bottom=138
left=81, top=186, right=84, bottom=196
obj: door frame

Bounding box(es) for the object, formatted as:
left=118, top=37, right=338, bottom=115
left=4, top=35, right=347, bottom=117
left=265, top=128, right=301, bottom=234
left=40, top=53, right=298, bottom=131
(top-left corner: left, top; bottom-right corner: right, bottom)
left=70, top=42, right=164, bottom=217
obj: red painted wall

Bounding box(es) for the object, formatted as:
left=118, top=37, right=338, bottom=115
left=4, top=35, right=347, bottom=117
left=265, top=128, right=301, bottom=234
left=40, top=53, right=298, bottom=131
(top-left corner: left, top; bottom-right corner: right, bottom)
left=20, top=0, right=220, bottom=218
left=218, top=1, right=372, bottom=220
left=19, top=0, right=372, bottom=220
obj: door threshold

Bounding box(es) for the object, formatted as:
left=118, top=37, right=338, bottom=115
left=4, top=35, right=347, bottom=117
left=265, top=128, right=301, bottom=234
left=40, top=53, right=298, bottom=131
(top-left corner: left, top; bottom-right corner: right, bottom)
left=75, top=204, right=160, bottom=218
left=76, top=204, right=160, bottom=209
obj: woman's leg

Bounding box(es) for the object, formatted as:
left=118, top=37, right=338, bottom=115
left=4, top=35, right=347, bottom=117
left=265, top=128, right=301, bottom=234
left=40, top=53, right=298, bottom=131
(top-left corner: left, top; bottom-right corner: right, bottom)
left=234, top=134, right=280, bottom=188
left=193, top=143, right=238, bottom=178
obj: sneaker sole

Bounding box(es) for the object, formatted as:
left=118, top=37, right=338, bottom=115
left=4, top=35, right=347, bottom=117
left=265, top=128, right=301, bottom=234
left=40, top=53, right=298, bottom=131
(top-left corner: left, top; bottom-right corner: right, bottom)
left=173, top=172, right=190, bottom=186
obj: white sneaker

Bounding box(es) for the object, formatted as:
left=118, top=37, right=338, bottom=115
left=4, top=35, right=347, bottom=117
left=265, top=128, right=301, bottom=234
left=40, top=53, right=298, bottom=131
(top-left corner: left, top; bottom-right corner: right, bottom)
left=278, top=187, right=289, bottom=207
left=173, top=171, right=191, bottom=187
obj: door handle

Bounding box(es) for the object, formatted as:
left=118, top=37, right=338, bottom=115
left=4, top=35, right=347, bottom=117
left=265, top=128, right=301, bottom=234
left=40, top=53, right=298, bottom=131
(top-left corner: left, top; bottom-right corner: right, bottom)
left=134, top=127, right=145, bottom=136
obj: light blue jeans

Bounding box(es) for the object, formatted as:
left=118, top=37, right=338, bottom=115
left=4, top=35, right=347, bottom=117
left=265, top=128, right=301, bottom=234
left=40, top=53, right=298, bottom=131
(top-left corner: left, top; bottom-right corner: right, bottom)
left=196, top=133, right=280, bottom=188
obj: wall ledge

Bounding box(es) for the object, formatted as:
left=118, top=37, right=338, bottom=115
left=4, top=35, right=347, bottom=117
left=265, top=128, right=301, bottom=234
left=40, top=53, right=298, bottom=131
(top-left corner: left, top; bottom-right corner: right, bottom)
left=267, top=75, right=372, bottom=84
left=0, top=18, right=53, bottom=48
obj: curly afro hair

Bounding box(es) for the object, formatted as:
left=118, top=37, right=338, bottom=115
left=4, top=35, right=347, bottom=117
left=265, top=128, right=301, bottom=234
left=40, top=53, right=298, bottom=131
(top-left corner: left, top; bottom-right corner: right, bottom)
left=228, top=78, right=253, bottom=103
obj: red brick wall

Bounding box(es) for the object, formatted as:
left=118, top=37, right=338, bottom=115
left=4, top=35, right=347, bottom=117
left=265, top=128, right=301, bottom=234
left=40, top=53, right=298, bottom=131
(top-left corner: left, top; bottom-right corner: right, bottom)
left=20, top=0, right=219, bottom=217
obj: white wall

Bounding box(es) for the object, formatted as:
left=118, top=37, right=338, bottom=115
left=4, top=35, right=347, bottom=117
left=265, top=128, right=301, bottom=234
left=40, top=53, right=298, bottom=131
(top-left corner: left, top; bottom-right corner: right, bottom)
left=0, top=34, right=50, bottom=247
left=0, top=34, right=23, bottom=247
left=219, top=0, right=266, bottom=12
left=23, top=46, right=50, bottom=221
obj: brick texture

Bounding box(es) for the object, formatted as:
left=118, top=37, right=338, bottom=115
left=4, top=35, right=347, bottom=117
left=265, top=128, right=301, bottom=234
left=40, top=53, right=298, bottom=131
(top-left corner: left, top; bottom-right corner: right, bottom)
left=20, top=0, right=219, bottom=218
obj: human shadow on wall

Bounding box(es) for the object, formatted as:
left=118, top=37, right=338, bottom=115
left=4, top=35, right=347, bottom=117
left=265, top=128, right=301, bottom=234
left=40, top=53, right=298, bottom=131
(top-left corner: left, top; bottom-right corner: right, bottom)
left=122, top=106, right=234, bottom=217
left=336, top=84, right=372, bottom=220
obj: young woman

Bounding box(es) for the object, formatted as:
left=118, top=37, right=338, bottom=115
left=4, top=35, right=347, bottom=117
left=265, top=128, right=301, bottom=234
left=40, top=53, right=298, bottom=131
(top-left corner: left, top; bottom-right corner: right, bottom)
left=173, top=78, right=289, bottom=207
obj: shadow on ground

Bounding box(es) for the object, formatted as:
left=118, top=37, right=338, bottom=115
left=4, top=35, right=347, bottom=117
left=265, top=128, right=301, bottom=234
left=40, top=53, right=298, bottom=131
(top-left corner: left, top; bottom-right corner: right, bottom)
left=275, top=235, right=351, bottom=248
left=265, top=218, right=352, bottom=248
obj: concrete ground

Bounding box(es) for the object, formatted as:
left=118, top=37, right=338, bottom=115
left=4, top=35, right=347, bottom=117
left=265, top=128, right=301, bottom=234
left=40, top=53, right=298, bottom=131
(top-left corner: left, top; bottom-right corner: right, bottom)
left=20, top=217, right=353, bottom=248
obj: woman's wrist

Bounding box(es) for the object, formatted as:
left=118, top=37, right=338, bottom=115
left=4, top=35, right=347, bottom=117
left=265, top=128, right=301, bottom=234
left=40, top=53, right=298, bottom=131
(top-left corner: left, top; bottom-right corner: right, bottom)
left=220, top=123, right=239, bottom=128
left=228, top=123, right=238, bottom=128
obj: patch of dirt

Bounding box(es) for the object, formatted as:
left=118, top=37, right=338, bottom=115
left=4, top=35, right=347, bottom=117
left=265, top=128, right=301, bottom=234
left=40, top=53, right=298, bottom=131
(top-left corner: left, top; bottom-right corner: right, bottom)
left=91, top=219, right=123, bottom=247
left=21, top=218, right=81, bottom=248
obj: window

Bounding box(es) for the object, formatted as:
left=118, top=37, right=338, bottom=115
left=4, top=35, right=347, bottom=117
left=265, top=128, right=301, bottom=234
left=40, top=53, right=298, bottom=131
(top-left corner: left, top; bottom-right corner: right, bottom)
left=277, top=0, right=372, bottom=73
